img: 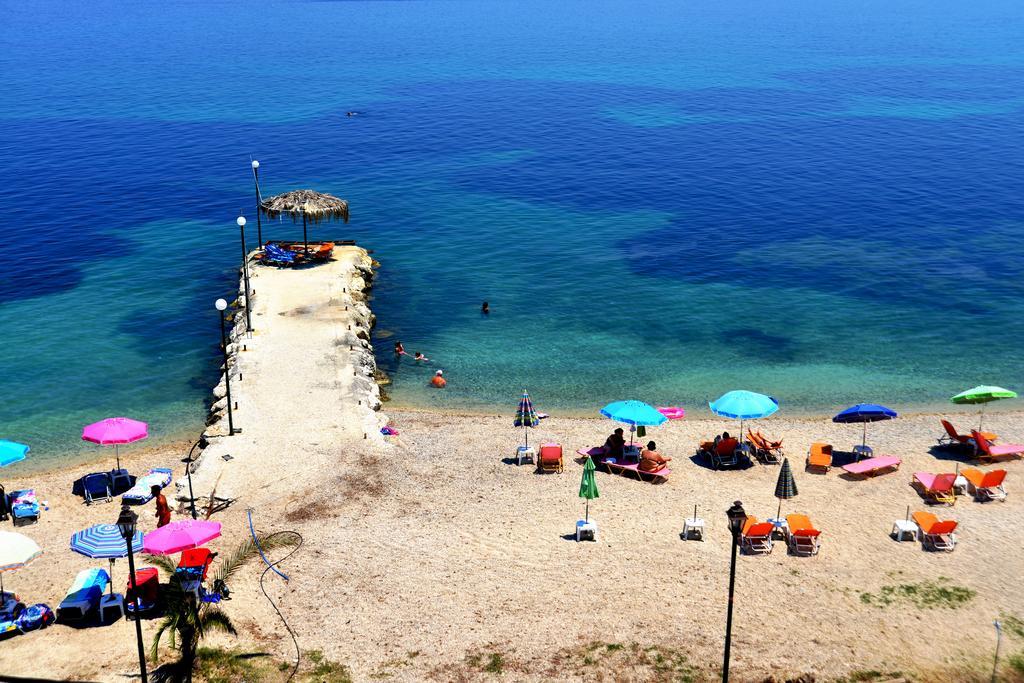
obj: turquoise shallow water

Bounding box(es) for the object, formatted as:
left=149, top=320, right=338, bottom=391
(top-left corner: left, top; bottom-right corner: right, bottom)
left=1, top=0, right=1023, bottom=465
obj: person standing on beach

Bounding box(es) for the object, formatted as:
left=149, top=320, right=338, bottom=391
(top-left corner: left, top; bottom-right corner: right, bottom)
left=152, top=485, right=171, bottom=528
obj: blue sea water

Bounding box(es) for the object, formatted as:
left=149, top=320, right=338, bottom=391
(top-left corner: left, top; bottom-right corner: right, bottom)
left=2, top=0, right=1023, bottom=464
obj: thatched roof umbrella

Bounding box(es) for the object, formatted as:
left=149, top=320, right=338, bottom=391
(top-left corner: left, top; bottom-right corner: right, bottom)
left=259, top=189, right=350, bottom=254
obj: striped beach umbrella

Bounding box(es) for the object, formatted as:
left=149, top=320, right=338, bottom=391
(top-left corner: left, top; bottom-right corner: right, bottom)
left=71, top=523, right=143, bottom=595
left=70, top=524, right=143, bottom=559
left=0, top=531, right=42, bottom=597
left=579, top=456, right=599, bottom=522
left=951, top=385, right=1017, bottom=430
left=774, top=458, right=798, bottom=521
left=514, top=390, right=540, bottom=448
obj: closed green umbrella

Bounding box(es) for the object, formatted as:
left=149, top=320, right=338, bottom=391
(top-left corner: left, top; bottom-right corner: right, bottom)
left=950, top=386, right=1017, bottom=431
left=579, top=456, right=599, bottom=522
left=774, top=457, right=798, bottom=521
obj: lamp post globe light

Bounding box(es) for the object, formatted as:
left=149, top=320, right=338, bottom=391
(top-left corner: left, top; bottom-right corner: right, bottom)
left=251, top=159, right=263, bottom=246
left=117, top=505, right=148, bottom=683
left=215, top=298, right=236, bottom=435
left=722, top=500, right=747, bottom=683
left=236, top=215, right=253, bottom=335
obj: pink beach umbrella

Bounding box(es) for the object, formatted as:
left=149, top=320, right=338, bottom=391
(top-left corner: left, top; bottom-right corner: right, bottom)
left=82, top=417, right=148, bottom=471
left=143, top=520, right=222, bottom=555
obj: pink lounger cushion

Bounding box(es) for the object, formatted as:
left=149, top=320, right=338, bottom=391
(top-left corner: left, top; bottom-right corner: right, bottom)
left=577, top=446, right=606, bottom=458
left=913, top=472, right=956, bottom=491
left=604, top=460, right=671, bottom=480
left=842, top=456, right=902, bottom=475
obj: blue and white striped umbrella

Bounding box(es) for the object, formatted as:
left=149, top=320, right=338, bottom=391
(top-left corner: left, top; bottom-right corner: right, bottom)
left=70, top=523, right=143, bottom=559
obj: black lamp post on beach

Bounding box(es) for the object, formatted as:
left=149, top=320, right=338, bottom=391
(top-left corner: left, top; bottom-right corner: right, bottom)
left=215, top=298, right=236, bottom=435
left=723, top=500, right=747, bottom=683
left=182, top=435, right=208, bottom=520
left=117, top=504, right=148, bottom=683
left=251, top=160, right=263, bottom=247
left=236, top=215, right=253, bottom=335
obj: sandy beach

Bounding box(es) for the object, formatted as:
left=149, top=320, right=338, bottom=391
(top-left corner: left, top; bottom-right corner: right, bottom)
left=3, top=402, right=1024, bottom=681
left=2, top=251, right=1023, bottom=683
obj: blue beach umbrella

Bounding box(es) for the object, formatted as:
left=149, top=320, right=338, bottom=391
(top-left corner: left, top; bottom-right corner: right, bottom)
left=709, top=390, right=779, bottom=441
left=0, top=441, right=29, bottom=468
left=70, top=523, right=143, bottom=595
left=832, top=403, right=897, bottom=451
left=600, top=400, right=667, bottom=446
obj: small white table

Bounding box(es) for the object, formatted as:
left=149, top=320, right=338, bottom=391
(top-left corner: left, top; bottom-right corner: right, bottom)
left=516, top=446, right=535, bottom=466
left=576, top=520, right=598, bottom=542
left=767, top=517, right=790, bottom=539
left=892, top=519, right=918, bottom=542
left=100, top=593, right=124, bottom=623
left=953, top=475, right=968, bottom=496
left=682, top=517, right=705, bottom=541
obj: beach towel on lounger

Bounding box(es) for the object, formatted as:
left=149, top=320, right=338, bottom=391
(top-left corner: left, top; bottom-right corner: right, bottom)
left=57, top=568, right=109, bottom=622
left=122, top=468, right=173, bottom=504
left=8, top=489, right=39, bottom=522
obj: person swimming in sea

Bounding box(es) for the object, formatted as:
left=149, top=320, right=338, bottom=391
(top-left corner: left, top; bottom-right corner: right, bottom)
left=431, top=370, right=446, bottom=388
left=414, top=352, right=430, bottom=362
left=481, top=301, right=490, bottom=315
left=395, top=341, right=407, bottom=356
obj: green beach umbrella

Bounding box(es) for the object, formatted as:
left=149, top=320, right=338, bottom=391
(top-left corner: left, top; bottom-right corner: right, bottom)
left=773, top=457, right=798, bottom=521
left=951, top=386, right=1017, bottom=430
left=579, top=456, right=599, bottom=522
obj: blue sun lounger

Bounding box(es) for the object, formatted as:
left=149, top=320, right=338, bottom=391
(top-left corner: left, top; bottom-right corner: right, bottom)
left=8, top=489, right=40, bottom=526
left=122, top=467, right=173, bottom=505
left=72, top=472, right=112, bottom=505
left=262, top=243, right=297, bottom=266
left=57, top=568, right=109, bottom=623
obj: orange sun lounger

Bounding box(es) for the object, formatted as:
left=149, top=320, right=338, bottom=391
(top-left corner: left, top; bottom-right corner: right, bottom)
left=938, top=420, right=996, bottom=448
left=806, top=442, right=833, bottom=472
left=971, top=431, right=1024, bottom=463
left=912, top=472, right=957, bottom=506
left=537, top=443, right=564, bottom=473
left=747, top=430, right=782, bottom=464
left=740, top=517, right=774, bottom=555
left=911, top=511, right=958, bottom=551
left=960, top=468, right=1007, bottom=502
left=785, top=514, right=822, bottom=556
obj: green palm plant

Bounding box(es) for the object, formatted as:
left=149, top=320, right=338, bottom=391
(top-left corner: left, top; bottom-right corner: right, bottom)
left=145, top=532, right=300, bottom=681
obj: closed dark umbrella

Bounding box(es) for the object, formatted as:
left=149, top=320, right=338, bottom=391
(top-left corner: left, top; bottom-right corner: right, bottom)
left=260, top=189, right=350, bottom=255
left=774, top=457, right=798, bottom=520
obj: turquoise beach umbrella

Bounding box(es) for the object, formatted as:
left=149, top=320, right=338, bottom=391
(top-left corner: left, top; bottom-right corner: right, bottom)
left=709, top=390, right=779, bottom=441
left=600, top=400, right=667, bottom=447
left=0, top=441, right=29, bottom=468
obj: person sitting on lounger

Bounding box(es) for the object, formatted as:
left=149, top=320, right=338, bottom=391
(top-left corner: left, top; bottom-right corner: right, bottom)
left=603, top=428, right=626, bottom=460
left=639, top=441, right=671, bottom=472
